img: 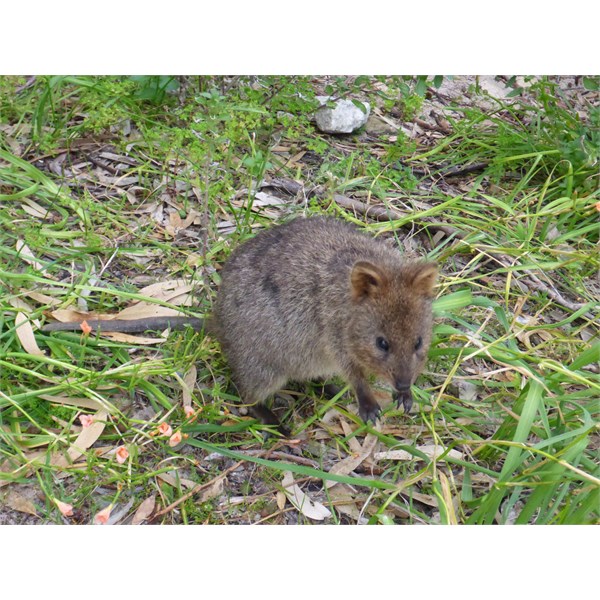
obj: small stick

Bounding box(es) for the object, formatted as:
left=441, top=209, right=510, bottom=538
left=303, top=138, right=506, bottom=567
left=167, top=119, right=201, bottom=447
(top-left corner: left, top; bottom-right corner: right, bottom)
left=436, top=161, right=489, bottom=178
left=42, top=316, right=204, bottom=333
left=150, top=460, right=244, bottom=521
left=240, top=449, right=320, bottom=468
left=331, top=193, right=464, bottom=240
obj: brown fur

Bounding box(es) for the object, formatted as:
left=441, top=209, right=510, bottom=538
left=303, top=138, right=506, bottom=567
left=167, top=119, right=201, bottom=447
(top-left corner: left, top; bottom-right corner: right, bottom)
left=211, top=216, right=437, bottom=431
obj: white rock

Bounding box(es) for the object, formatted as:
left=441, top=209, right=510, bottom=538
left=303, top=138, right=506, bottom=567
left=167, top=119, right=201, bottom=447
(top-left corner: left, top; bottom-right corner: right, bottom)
left=315, top=96, right=370, bottom=134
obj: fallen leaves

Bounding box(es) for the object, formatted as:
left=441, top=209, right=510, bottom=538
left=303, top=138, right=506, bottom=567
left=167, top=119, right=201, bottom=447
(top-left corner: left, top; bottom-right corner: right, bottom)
left=60, top=410, right=108, bottom=466
left=15, top=240, right=45, bottom=271
left=132, top=495, right=156, bottom=525
left=14, top=311, right=45, bottom=356
left=374, top=445, right=463, bottom=462
left=281, top=471, right=331, bottom=521
left=4, top=490, right=38, bottom=516
left=325, top=425, right=380, bottom=489
left=0, top=409, right=110, bottom=486
left=150, top=461, right=242, bottom=522
left=181, top=366, right=196, bottom=415
left=38, top=278, right=199, bottom=344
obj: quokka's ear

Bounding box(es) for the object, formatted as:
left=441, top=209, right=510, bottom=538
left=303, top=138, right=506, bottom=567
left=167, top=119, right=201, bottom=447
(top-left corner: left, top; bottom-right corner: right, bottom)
left=350, top=261, right=389, bottom=300
left=409, top=262, right=438, bottom=298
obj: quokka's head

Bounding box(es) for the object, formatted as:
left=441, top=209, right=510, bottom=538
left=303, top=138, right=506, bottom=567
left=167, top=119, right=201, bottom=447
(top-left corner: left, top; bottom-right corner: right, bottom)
left=346, top=259, right=438, bottom=412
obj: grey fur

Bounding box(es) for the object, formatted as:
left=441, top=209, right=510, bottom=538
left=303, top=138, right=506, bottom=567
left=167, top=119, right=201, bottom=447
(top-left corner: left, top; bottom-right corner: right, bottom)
left=211, top=216, right=437, bottom=430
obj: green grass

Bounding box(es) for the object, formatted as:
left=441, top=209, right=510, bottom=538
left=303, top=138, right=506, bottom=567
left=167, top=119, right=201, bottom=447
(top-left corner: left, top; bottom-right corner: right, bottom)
left=0, top=75, right=598, bottom=524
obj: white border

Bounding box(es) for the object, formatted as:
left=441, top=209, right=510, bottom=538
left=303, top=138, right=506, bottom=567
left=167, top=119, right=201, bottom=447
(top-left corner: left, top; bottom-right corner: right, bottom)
left=2, top=1, right=598, bottom=74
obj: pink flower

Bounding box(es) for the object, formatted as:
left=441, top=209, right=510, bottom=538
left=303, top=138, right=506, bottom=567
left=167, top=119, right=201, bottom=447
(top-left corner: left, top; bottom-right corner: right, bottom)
left=168, top=431, right=183, bottom=447
left=157, top=422, right=172, bottom=437
left=54, top=499, right=74, bottom=517
left=115, top=446, right=129, bottom=464
left=94, top=504, right=113, bottom=525
left=79, top=414, right=94, bottom=428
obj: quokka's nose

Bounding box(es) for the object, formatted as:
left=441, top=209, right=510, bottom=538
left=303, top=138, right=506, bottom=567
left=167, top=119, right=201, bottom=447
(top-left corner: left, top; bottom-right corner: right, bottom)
left=394, top=380, right=411, bottom=393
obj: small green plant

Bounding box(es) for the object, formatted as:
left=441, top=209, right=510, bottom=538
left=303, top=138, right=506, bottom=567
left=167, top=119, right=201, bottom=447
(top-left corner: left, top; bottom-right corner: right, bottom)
left=129, top=76, right=180, bottom=104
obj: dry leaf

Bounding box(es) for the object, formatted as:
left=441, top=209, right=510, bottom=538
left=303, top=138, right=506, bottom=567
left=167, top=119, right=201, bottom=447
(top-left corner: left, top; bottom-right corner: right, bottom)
left=9, top=297, right=36, bottom=312
left=169, top=209, right=198, bottom=233
left=327, top=484, right=368, bottom=524
left=42, top=394, right=106, bottom=412
left=20, top=290, right=62, bottom=307
left=132, top=495, right=156, bottom=525
left=253, top=191, right=286, bottom=207
left=54, top=410, right=108, bottom=467
left=47, top=309, right=115, bottom=323
left=101, top=332, right=167, bottom=345
left=281, top=471, right=331, bottom=521
left=326, top=426, right=380, bottom=489
left=385, top=489, right=434, bottom=508
left=374, top=445, right=463, bottom=462
left=438, top=471, right=458, bottom=524
left=136, top=279, right=192, bottom=300
left=114, top=304, right=184, bottom=321
left=197, top=477, right=224, bottom=503
left=340, top=419, right=363, bottom=454
left=21, top=198, right=53, bottom=219
left=185, top=253, right=203, bottom=267
left=14, top=312, right=45, bottom=356
left=5, top=491, right=38, bottom=516
left=285, top=150, right=306, bottom=167
left=182, top=365, right=197, bottom=410
left=514, top=314, right=554, bottom=349
left=276, top=490, right=286, bottom=511
left=157, top=472, right=196, bottom=490
left=457, top=381, right=478, bottom=402
left=16, top=240, right=44, bottom=271
left=105, top=499, right=135, bottom=525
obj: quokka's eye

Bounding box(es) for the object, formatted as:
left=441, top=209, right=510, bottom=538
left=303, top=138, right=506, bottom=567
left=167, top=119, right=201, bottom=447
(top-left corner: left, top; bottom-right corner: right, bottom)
left=376, top=337, right=389, bottom=352
left=414, top=336, right=423, bottom=351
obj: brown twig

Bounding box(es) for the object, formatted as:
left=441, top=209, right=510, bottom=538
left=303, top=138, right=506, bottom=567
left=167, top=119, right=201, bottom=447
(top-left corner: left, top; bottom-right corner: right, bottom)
left=522, top=272, right=589, bottom=313
left=85, top=154, right=120, bottom=176
left=331, top=192, right=464, bottom=240
left=240, top=449, right=320, bottom=468
left=436, top=161, right=489, bottom=178
left=150, top=460, right=244, bottom=522
left=414, top=118, right=442, bottom=132
left=42, top=316, right=204, bottom=333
